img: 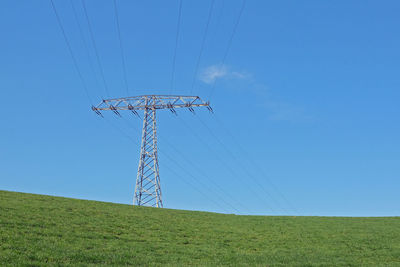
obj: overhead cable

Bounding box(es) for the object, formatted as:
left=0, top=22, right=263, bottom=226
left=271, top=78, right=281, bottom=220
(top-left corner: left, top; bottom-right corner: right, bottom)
left=100, top=115, right=235, bottom=214
left=70, top=0, right=102, bottom=97
left=81, top=0, right=110, bottom=97
left=190, top=0, right=215, bottom=95
left=196, top=114, right=292, bottom=215
left=120, top=116, right=243, bottom=214
left=213, top=113, right=300, bottom=215
left=170, top=0, right=183, bottom=94
left=209, top=0, right=246, bottom=99
left=113, top=0, right=131, bottom=96
left=50, top=0, right=92, bottom=104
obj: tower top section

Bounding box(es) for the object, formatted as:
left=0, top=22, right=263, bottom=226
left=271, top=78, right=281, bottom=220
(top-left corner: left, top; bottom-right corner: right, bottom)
left=92, top=95, right=211, bottom=114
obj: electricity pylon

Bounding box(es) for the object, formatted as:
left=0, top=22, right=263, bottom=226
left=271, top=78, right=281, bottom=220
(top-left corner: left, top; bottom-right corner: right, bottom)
left=92, top=95, right=212, bottom=207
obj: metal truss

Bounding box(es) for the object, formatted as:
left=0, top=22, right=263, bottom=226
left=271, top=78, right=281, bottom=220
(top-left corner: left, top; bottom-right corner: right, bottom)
left=93, top=95, right=212, bottom=115
left=92, top=95, right=211, bottom=208
left=134, top=105, right=162, bottom=207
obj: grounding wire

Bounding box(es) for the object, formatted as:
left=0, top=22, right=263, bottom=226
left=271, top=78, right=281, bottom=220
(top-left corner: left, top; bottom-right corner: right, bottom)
left=189, top=0, right=215, bottom=95
left=209, top=0, right=246, bottom=99
left=50, top=0, right=93, bottom=104
left=81, top=0, right=110, bottom=98
left=170, top=0, right=183, bottom=95
left=113, top=0, right=130, bottom=96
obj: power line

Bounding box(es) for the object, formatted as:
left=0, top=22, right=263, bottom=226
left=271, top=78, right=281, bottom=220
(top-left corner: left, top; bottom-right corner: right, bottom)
left=99, top=115, right=233, bottom=213
left=50, top=0, right=92, bottom=104
left=209, top=0, right=246, bottom=99
left=119, top=115, right=243, bottom=214
left=210, top=0, right=225, bottom=44
left=93, top=95, right=212, bottom=208
left=70, top=0, right=102, bottom=97
left=81, top=0, right=110, bottom=97
left=159, top=143, right=234, bottom=214
left=53, top=0, right=252, bottom=214
left=190, top=0, right=215, bottom=95
left=195, top=114, right=292, bottom=215
left=170, top=0, right=183, bottom=94
left=159, top=134, right=242, bottom=214
left=113, top=0, right=130, bottom=96
left=213, top=113, right=300, bottom=215
left=175, top=115, right=272, bottom=214
left=162, top=161, right=231, bottom=214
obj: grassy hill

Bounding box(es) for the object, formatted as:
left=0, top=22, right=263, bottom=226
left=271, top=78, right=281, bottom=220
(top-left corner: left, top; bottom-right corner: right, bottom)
left=0, top=190, right=399, bottom=266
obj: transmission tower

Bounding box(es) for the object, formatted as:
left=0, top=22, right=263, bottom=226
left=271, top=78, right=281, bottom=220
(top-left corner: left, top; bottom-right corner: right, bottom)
left=92, top=95, right=212, bottom=207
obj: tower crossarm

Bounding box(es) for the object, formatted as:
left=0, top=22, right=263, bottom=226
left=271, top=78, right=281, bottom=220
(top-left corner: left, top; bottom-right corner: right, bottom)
left=93, top=95, right=211, bottom=111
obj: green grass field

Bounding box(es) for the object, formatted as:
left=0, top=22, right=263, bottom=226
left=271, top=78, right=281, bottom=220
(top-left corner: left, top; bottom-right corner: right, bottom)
left=0, top=190, right=399, bottom=266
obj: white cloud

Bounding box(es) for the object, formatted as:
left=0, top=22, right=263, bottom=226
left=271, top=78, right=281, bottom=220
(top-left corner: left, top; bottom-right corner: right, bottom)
left=200, top=64, right=312, bottom=122
left=199, top=64, right=228, bottom=84
left=231, top=71, right=249, bottom=79
left=199, top=64, right=249, bottom=84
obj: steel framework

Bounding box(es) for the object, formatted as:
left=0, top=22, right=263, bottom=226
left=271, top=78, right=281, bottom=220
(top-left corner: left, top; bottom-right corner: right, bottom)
left=92, top=95, right=211, bottom=207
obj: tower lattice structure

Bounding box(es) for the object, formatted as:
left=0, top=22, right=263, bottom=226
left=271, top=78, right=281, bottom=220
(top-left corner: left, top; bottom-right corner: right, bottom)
left=92, top=95, right=211, bottom=207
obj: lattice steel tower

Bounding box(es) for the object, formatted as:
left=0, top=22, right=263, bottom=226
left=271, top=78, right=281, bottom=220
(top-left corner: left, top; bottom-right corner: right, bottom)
left=92, top=95, right=211, bottom=207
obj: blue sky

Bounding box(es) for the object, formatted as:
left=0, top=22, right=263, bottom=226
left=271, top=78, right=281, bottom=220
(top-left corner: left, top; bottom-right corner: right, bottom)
left=1, top=0, right=399, bottom=216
